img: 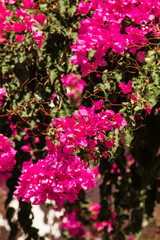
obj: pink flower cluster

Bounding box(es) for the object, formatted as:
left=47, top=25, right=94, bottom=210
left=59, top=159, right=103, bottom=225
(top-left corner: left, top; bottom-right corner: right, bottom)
left=89, top=202, right=116, bottom=233
left=118, top=80, right=152, bottom=115
left=136, top=51, right=145, bottom=63
left=61, top=72, right=86, bottom=102
left=60, top=203, right=116, bottom=238
left=0, top=133, right=17, bottom=172
left=53, top=100, right=127, bottom=158
left=71, top=0, right=160, bottom=76
left=119, top=81, right=138, bottom=101
left=14, top=101, right=127, bottom=206
left=61, top=209, right=85, bottom=237
left=0, top=88, right=6, bottom=107
left=119, top=81, right=132, bottom=95
left=14, top=142, right=98, bottom=205
left=110, top=162, right=121, bottom=174
left=0, top=0, right=46, bottom=49
left=125, top=153, right=135, bottom=173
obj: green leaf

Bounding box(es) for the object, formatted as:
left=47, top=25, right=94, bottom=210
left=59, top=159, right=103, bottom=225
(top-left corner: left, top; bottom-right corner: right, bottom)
left=113, top=69, right=122, bottom=82
left=68, top=5, right=77, bottom=17
left=124, top=128, right=134, bottom=147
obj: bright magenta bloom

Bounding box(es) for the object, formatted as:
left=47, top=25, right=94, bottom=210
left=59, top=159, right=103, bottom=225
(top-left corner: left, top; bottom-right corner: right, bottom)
left=0, top=134, right=17, bottom=172
left=0, top=1, right=45, bottom=49
left=14, top=144, right=98, bottom=205
left=0, top=88, right=6, bottom=106
left=12, top=22, right=26, bottom=33
left=22, top=0, right=36, bottom=9
left=137, top=51, right=145, bottom=63
left=61, top=209, right=85, bottom=237
left=61, top=73, right=86, bottom=101
left=15, top=101, right=127, bottom=206
left=34, top=14, right=46, bottom=25
left=5, top=0, right=17, bottom=4
left=16, top=34, right=25, bottom=43
left=71, top=0, right=160, bottom=76
left=119, top=81, right=132, bottom=94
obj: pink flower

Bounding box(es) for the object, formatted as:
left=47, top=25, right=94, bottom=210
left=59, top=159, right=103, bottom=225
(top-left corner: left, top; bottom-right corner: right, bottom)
left=110, top=162, right=118, bottom=174
left=24, top=134, right=29, bottom=141
left=60, top=202, right=115, bottom=238
left=14, top=143, right=98, bottom=205
left=52, top=104, right=126, bottom=161
left=61, top=73, right=86, bottom=101
left=126, top=26, right=148, bottom=53
left=15, top=101, right=127, bottom=205
left=16, top=34, right=25, bottom=43
left=0, top=88, right=6, bottom=106
left=5, top=0, right=17, bottom=4
left=92, top=99, right=103, bottom=110
left=88, top=139, right=98, bottom=149
left=112, top=113, right=127, bottom=128
left=9, top=122, right=17, bottom=136
left=32, top=31, right=44, bottom=41
left=145, top=102, right=151, bottom=114
left=95, top=221, right=109, bottom=231
left=21, top=144, right=31, bottom=152
left=70, top=0, right=157, bottom=76
left=12, top=22, right=26, bottom=33
left=77, top=0, right=91, bottom=14
left=0, top=134, right=17, bottom=172
left=137, top=51, right=145, bottom=63
left=89, top=202, right=101, bottom=220
left=4, top=22, right=12, bottom=32
left=15, top=8, right=27, bottom=18
left=105, top=138, right=115, bottom=149
left=34, top=137, right=40, bottom=143
left=61, top=209, right=85, bottom=237
left=126, top=154, right=135, bottom=166
left=102, top=151, right=110, bottom=159
left=32, top=31, right=45, bottom=49
left=34, top=14, right=46, bottom=25
left=131, top=93, right=137, bottom=101
left=0, top=88, right=6, bottom=99
left=0, top=37, right=6, bottom=44
left=22, top=0, right=36, bottom=9
left=119, top=81, right=132, bottom=94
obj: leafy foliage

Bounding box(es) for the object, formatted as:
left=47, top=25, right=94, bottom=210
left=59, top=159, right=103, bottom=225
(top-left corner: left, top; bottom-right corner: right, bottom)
left=0, top=0, right=160, bottom=239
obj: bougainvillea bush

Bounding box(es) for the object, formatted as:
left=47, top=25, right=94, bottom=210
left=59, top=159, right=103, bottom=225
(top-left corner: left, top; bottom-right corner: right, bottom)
left=0, top=0, right=160, bottom=239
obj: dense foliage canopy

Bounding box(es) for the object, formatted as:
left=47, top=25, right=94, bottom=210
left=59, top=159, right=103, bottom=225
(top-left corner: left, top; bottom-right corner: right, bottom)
left=0, top=0, right=160, bottom=239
